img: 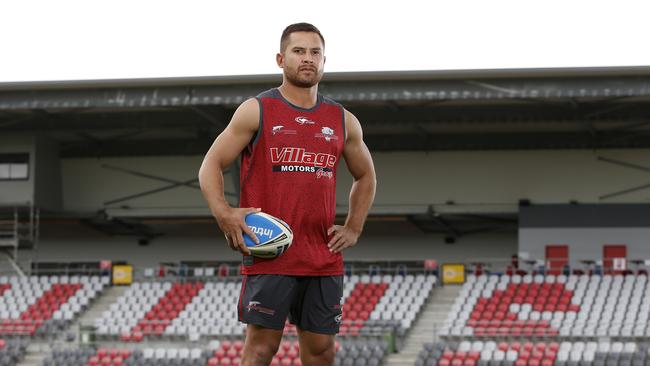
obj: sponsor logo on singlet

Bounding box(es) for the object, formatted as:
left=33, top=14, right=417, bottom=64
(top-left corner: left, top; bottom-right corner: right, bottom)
left=272, top=125, right=297, bottom=136
left=316, top=168, right=333, bottom=179
left=270, top=147, right=336, bottom=175
left=295, top=116, right=315, bottom=125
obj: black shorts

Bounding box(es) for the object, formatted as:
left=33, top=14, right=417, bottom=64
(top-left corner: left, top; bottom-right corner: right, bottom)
left=238, top=275, right=343, bottom=334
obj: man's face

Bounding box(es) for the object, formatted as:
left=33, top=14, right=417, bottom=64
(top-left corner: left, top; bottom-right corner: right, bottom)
left=277, top=32, right=325, bottom=88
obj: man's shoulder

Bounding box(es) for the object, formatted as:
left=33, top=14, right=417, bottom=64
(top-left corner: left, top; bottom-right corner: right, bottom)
left=321, top=94, right=342, bottom=108
left=256, top=88, right=278, bottom=99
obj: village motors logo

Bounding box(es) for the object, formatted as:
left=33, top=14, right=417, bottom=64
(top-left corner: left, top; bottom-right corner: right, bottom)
left=295, top=116, right=315, bottom=125
left=270, top=147, right=336, bottom=175
left=270, top=147, right=336, bottom=168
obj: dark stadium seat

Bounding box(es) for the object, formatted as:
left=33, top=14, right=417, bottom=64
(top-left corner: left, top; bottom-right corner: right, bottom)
left=42, top=340, right=386, bottom=366
left=419, top=341, right=650, bottom=366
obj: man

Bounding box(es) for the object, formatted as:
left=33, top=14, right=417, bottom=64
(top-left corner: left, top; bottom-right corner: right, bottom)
left=198, top=22, right=376, bottom=366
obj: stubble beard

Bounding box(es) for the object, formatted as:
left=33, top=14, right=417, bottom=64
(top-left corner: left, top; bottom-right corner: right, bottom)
left=285, top=67, right=323, bottom=88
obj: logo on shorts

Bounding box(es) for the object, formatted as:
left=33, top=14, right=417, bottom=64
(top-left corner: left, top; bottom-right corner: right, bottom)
left=247, top=301, right=275, bottom=315
left=335, top=313, right=343, bottom=323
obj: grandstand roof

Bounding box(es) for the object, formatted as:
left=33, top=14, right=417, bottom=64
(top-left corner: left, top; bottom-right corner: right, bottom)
left=1, top=66, right=650, bottom=156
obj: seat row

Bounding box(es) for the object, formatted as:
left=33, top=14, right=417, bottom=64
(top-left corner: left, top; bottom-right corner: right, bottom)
left=442, top=274, right=650, bottom=338
left=0, top=277, right=106, bottom=336
left=95, top=274, right=436, bottom=340
left=41, top=339, right=387, bottom=366
left=418, top=341, right=650, bottom=366
left=0, top=339, right=28, bottom=366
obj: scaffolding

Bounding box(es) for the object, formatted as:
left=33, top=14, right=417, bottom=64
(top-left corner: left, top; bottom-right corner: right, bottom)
left=0, top=204, right=39, bottom=263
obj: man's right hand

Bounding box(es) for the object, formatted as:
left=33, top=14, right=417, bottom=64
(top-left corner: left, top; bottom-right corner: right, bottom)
left=216, top=207, right=261, bottom=255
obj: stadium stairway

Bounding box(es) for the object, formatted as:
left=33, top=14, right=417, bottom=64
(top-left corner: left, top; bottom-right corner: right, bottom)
left=15, top=345, right=47, bottom=366
left=64, top=285, right=128, bottom=342
left=385, top=284, right=461, bottom=366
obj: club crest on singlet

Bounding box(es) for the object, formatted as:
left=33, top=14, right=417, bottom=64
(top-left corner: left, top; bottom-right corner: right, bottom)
left=315, top=126, right=338, bottom=142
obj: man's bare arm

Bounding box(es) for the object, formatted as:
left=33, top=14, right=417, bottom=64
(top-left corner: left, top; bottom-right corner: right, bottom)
left=198, top=98, right=261, bottom=254
left=327, top=110, right=376, bottom=253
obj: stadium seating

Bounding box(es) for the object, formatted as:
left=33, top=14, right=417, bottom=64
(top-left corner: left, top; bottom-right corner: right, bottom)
left=334, top=339, right=388, bottom=366
left=367, top=274, right=433, bottom=329
left=0, top=276, right=107, bottom=336
left=344, top=274, right=434, bottom=337
left=40, top=339, right=388, bottom=366
left=440, top=274, right=650, bottom=338
left=44, top=347, right=206, bottom=366
left=95, top=280, right=246, bottom=341
left=167, top=280, right=244, bottom=339
left=0, top=339, right=28, bottom=365
left=95, top=274, right=436, bottom=341
left=417, top=341, right=650, bottom=366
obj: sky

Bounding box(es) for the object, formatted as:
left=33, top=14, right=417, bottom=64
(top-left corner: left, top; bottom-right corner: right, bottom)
left=1, top=0, right=649, bottom=83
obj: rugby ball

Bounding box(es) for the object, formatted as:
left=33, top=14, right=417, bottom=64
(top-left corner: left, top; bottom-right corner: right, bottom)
left=244, top=212, right=293, bottom=258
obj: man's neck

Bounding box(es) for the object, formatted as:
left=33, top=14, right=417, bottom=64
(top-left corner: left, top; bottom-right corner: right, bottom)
left=278, top=83, right=319, bottom=109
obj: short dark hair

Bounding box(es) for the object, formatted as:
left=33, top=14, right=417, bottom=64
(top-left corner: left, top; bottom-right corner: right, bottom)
left=280, top=22, right=325, bottom=52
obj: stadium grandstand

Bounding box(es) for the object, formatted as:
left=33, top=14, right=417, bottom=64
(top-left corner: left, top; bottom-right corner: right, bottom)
left=1, top=66, right=650, bottom=365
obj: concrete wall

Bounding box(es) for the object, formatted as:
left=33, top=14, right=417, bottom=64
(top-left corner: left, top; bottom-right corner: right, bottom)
left=31, top=148, right=650, bottom=266
left=519, top=204, right=650, bottom=265
left=0, top=134, right=62, bottom=210
left=60, top=148, right=650, bottom=214
left=37, top=221, right=517, bottom=268
left=520, top=227, right=650, bottom=266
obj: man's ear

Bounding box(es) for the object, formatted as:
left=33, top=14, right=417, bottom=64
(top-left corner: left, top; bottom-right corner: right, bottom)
left=276, top=53, right=284, bottom=68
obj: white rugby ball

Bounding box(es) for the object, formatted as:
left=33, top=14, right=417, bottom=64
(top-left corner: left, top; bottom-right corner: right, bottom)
left=244, top=212, right=293, bottom=258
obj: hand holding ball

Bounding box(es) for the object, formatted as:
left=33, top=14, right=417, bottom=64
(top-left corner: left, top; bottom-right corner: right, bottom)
left=243, top=212, right=293, bottom=258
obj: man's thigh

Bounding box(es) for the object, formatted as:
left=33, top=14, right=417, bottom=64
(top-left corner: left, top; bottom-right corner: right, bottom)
left=297, top=327, right=336, bottom=366
left=242, top=324, right=284, bottom=365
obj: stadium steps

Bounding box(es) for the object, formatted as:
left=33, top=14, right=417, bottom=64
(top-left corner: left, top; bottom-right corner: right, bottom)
left=15, top=344, right=48, bottom=366
left=384, top=284, right=461, bottom=366
left=60, top=285, right=128, bottom=344
left=76, top=285, right=128, bottom=327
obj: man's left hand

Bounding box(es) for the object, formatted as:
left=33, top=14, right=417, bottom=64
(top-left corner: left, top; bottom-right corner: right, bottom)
left=327, top=225, right=360, bottom=253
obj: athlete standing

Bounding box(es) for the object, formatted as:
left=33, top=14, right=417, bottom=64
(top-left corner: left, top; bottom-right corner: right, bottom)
left=199, top=23, right=376, bottom=366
